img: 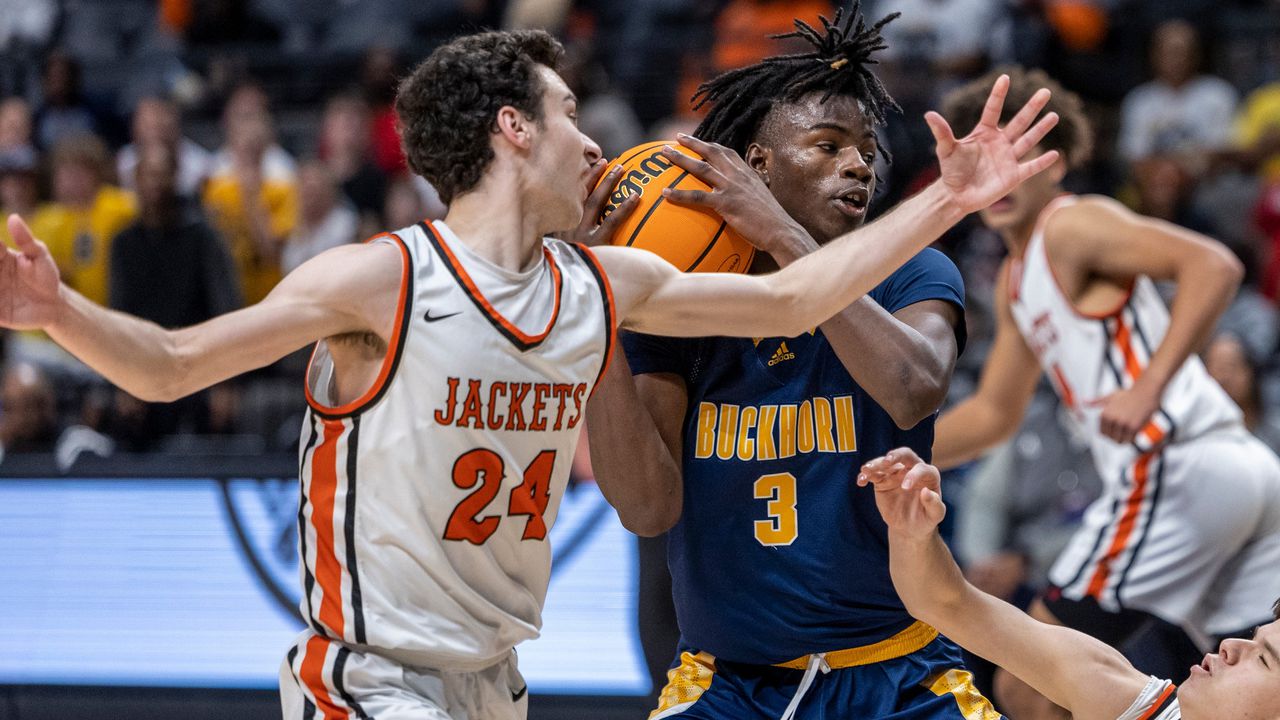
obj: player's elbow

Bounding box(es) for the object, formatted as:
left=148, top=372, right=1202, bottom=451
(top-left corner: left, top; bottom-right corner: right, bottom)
left=619, top=496, right=681, bottom=537
left=890, top=378, right=950, bottom=430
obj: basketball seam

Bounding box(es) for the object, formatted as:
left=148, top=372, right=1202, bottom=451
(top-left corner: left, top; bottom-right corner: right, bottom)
left=625, top=170, right=691, bottom=247
left=684, top=221, right=727, bottom=272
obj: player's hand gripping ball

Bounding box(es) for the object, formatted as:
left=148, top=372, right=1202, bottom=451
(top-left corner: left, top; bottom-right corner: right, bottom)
left=595, top=141, right=756, bottom=274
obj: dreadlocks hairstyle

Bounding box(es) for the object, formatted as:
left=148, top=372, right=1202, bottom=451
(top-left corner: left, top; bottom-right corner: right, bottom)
left=691, top=2, right=900, bottom=157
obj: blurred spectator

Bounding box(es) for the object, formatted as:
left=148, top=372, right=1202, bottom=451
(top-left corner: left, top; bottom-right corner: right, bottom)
left=0, top=0, right=58, bottom=97
left=362, top=47, right=406, bottom=176
left=108, top=142, right=241, bottom=450
left=0, top=96, right=33, bottom=151
left=1204, top=331, right=1280, bottom=452
left=956, top=388, right=1103, bottom=598
left=384, top=176, right=445, bottom=230
left=33, top=51, right=105, bottom=150
left=712, top=0, right=833, bottom=73
left=559, top=41, right=642, bottom=159
left=281, top=160, right=358, bottom=274
left=317, top=91, right=386, bottom=237
left=0, top=361, right=59, bottom=454
left=0, top=146, right=39, bottom=243
left=183, top=0, right=281, bottom=47
left=1233, top=80, right=1280, bottom=182
left=874, top=0, right=1001, bottom=80
left=1128, top=153, right=1212, bottom=233
left=1117, top=18, right=1238, bottom=168
left=203, top=83, right=298, bottom=306
left=117, top=96, right=213, bottom=198
left=29, top=133, right=136, bottom=306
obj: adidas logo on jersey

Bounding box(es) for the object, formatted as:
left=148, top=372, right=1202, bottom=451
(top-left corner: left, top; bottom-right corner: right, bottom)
left=767, top=341, right=796, bottom=366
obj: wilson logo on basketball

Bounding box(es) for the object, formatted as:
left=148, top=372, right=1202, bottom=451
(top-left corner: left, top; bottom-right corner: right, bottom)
left=596, top=140, right=757, bottom=274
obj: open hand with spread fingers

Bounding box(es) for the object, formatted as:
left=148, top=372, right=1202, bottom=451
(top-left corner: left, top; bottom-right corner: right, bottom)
left=1, top=214, right=63, bottom=330
left=857, top=447, right=946, bottom=539
left=926, top=74, right=1061, bottom=215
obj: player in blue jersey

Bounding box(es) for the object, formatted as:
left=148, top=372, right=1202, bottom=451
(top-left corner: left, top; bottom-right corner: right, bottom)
left=587, top=7, right=1010, bottom=719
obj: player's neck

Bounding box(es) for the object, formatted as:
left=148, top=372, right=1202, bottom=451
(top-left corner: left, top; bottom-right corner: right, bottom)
left=444, top=180, right=547, bottom=274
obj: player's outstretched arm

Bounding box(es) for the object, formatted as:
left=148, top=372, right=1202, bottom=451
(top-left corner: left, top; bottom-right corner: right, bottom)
left=597, top=76, right=1061, bottom=339
left=5, top=214, right=401, bottom=402
left=858, top=448, right=1151, bottom=720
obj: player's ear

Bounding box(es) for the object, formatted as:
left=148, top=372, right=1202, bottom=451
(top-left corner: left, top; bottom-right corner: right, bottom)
left=495, top=106, right=534, bottom=151
left=745, top=144, right=771, bottom=186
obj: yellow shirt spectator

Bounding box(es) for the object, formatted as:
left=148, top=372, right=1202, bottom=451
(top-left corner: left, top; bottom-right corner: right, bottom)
left=202, top=169, right=298, bottom=306
left=1235, top=83, right=1280, bottom=181
left=29, top=185, right=136, bottom=306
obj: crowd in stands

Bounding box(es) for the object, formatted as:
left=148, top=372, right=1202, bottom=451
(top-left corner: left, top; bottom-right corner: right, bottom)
left=0, top=0, right=1279, bottom=664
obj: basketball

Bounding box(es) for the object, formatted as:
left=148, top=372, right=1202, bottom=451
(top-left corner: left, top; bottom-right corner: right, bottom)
left=596, top=141, right=756, bottom=274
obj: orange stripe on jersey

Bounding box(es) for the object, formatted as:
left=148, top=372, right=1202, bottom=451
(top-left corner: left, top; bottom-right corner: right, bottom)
left=300, top=635, right=349, bottom=719
left=1113, top=313, right=1144, bottom=382
left=1051, top=364, right=1077, bottom=410
left=1140, top=420, right=1167, bottom=447
left=310, top=419, right=347, bottom=638
left=1136, top=683, right=1176, bottom=720
left=305, top=232, right=413, bottom=418
left=425, top=220, right=563, bottom=347
left=1086, top=452, right=1154, bottom=599
left=575, top=244, right=616, bottom=399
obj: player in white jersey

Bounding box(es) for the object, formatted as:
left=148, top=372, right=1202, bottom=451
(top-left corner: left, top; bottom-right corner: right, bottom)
left=0, top=30, right=1062, bottom=719
left=858, top=446, right=1280, bottom=720
left=931, top=67, right=1280, bottom=717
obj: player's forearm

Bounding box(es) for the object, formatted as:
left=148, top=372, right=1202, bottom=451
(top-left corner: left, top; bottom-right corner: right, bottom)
left=46, top=287, right=190, bottom=402
left=771, top=182, right=964, bottom=334
left=1139, top=249, right=1242, bottom=396
left=769, top=235, right=953, bottom=427
left=586, top=355, right=683, bottom=536
left=933, top=397, right=1016, bottom=469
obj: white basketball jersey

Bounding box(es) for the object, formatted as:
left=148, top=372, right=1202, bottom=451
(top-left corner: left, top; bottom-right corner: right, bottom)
left=296, top=220, right=614, bottom=672
left=1007, top=195, right=1242, bottom=480
left=1116, top=677, right=1179, bottom=720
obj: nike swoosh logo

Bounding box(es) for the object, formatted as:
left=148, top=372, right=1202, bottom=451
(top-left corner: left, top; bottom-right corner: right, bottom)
left=510, top=685, right=528, bottom=703
left=423, top=309, right=461, bottom=323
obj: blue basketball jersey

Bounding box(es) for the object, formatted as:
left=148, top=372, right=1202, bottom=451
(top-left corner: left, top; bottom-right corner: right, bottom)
left=623, top=249, right=965, bottom=665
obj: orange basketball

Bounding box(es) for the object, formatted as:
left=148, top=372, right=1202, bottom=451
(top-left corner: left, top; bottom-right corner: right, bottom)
left=596, top=141, right=756, bottom=274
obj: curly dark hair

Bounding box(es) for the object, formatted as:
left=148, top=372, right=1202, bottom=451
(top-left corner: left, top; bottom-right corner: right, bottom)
left=692, top=3, right=900, bottom=156
left=942, top=66, right=1094, bottom=169
left=395, top=30, right=564, bottom=204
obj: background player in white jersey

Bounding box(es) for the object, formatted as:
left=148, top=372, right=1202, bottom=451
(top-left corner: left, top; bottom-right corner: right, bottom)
left=859, top=446, right=1280, bottom=720
left=0, top=30, right=1060, bottom=719
left=931, top=67, right=1280, bottom=717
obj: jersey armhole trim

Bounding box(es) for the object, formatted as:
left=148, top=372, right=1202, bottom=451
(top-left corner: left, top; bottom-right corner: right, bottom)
left=1135, top=683, right=1176, bottom=720
left=304, top=231, right=415, bottom=419
left=573, top=243, right=616, bottom=399
left=1036, top=195, right=1135, bottom=320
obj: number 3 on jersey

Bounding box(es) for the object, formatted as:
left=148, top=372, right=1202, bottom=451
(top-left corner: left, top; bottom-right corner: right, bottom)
left=444, top=449, right=555, bottom=545
left=754, top=472, right=798, bottom=546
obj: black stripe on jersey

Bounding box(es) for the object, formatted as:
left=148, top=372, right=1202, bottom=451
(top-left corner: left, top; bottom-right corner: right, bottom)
left=344, top=416, right=367, bottom=645
left=1151, top=687, right=1178, bottom=717
left=332, top=646, right=371, bottom=719
left=302, top=698, right=317, bottom=720
left=420, top=221, right=554, bottom=352
left=310, top=233, right=417, bottom=420
left=571, top=244, right=615, bottom=394
left=1128, top=305, right=1154, bottom=358
left=1060, top=494, right=1123, bottom=593
left=1114, top=452, right=1164, bottom=608
left=1099, top=318, right=1127, bottom=388
left=286, top=643, right=300, bottom=676
left=299, top=415, right=324, bottom=635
